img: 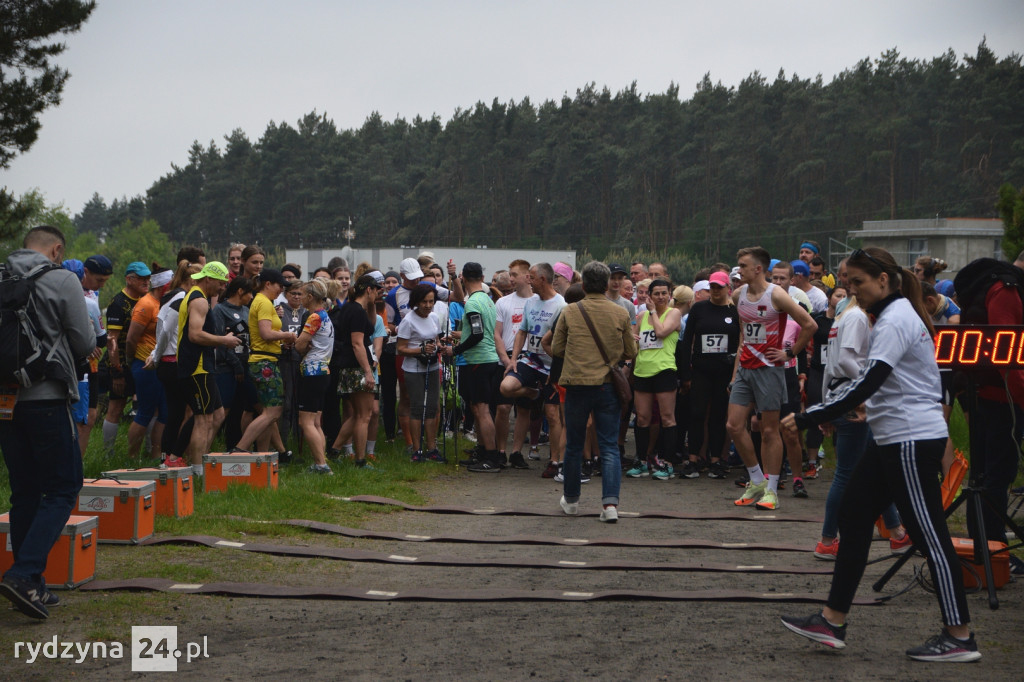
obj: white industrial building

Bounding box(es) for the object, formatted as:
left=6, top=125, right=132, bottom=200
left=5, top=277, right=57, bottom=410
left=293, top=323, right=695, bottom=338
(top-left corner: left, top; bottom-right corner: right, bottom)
left=285, top=246, right=577, bottom=279
left=844, top=217, right=1004, bottom=277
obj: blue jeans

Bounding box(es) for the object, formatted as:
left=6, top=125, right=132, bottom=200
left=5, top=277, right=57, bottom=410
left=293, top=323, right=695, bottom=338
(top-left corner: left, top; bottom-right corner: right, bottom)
left=0, top=400, right=84, bottom=586
left=822, top=419, right=900, bottom=538
left=563, top=383, right=621, bottom=506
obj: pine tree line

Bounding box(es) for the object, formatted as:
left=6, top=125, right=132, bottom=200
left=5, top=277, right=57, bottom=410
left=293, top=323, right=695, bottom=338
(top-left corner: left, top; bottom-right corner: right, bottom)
left=75, top=41, right=1024, bottom=262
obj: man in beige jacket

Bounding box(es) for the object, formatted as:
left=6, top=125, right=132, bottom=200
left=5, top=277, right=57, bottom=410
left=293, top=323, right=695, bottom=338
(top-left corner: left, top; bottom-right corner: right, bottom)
left=551, top=261, right=637, bottom=523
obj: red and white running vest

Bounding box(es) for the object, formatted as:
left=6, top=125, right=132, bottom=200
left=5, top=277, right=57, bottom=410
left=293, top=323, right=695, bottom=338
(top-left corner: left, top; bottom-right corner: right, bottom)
left=737, top=283, right=787, bottom=369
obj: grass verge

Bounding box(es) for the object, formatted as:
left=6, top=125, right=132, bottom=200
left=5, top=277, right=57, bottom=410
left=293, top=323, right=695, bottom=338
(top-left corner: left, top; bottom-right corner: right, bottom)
left=0, top=420, right=466, bottom=667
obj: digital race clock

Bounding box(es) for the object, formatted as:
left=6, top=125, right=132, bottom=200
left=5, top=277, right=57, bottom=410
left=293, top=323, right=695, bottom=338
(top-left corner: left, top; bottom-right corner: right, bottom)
left=933, top=325, right=1024, bottom=369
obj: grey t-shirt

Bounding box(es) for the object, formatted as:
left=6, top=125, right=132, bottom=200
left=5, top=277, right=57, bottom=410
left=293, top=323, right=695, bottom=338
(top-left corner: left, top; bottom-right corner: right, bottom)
left=611, top=295, right=636, bottom=324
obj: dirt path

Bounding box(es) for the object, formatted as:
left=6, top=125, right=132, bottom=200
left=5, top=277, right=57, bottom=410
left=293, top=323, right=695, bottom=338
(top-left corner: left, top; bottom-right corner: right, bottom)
left=5, top=456, right=1023, bottom=680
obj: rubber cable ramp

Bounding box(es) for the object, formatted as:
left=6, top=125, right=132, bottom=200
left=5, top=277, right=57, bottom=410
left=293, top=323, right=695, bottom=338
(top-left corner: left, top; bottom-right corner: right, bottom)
left=141, top=535, right=832, bottom=575
left=278, top=519, right=813, bottom=553
left=332, top=495, right=823, bottom=522
left=81, top=577, right=882, bottom=605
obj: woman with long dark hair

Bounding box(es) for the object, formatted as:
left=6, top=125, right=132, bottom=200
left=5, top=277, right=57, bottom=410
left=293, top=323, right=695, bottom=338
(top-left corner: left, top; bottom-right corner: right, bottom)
left=329, top=274, right=379, bottom=468
left=808, top=287, right=910, bottom=560
left=240, top=245, right=265, bottom=280
left=780, top=246, right=979, bottom=662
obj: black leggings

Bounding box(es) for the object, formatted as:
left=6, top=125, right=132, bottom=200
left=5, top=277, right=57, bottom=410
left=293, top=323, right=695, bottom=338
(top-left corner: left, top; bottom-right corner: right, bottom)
left=687, top=365, right=731, bottom=460
left=322, top=369, right=342, bottom=448
left=157, top=361, right=192, bottom=457
left=827, top=437, right=970, bottom=626
left=379, top=350, right=398, bottom=439
left=804, top=365, right=825, bottom=452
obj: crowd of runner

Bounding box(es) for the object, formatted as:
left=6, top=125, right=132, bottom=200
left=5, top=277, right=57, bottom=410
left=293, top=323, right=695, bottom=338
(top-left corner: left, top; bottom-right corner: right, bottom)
left=47, top=236, right=1024, bottom=661
left=8, top=218, right=1019, bottom=661
left=61, top=243, right=963, bottom=490
left=63, top=240, right=963, bottom=523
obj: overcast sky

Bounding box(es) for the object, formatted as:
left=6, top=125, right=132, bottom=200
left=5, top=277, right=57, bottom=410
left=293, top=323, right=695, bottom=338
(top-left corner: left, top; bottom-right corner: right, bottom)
left=4, top=0, right=1023, bottom=215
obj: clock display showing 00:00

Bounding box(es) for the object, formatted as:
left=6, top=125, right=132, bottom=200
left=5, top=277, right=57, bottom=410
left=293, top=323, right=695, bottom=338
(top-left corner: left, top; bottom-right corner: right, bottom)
left=932, top=325, right=1024, bottom=369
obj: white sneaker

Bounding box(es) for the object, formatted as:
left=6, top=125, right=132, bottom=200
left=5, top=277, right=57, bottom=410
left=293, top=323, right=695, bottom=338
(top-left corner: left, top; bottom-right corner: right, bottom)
left=599, top=506, right=618, bottom=523
left=528, top=446, right=541, bottom=461
left=559, top=495, right=579, bottom=516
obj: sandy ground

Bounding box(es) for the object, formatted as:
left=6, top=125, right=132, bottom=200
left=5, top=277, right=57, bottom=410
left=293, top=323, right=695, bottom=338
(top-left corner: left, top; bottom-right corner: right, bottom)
left=3, top=449, right=1022, bottom=681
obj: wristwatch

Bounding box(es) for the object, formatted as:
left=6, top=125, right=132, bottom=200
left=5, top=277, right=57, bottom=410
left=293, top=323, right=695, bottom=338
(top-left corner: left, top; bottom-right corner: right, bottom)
left=785, top=347, right=795, bottom=359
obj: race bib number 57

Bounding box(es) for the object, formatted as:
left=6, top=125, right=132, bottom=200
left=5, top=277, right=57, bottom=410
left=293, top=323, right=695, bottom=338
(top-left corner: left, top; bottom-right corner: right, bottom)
left=702, top=334, right=727, bottom=353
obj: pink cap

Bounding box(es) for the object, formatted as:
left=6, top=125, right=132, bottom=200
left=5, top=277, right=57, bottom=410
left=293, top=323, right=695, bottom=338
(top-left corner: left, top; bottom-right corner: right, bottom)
left=553, top=262, right=574, bottom=281
left=709, top=271, right=730, bottom=287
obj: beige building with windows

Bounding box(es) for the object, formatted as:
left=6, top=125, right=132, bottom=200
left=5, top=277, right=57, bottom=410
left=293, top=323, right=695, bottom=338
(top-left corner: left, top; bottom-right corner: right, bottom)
left=845, top=218, right=1004, bottom=278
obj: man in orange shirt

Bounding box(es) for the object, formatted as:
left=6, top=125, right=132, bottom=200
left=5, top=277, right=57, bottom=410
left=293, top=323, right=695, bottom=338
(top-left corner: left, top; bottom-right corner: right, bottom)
left=125, top=265, right=174, bottom=459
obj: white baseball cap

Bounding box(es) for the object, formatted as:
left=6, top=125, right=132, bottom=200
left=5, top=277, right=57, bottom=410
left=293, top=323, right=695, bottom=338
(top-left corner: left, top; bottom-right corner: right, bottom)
left=693, top=280, right=711, bottom=293
left=399, top=257, right=424, bottom=280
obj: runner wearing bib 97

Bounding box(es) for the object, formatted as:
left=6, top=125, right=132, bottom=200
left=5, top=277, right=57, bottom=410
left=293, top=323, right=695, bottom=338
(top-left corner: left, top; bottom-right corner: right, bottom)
left=629, top=279, right=681, bottom=480
left=725, top=247, right=817, bottom=511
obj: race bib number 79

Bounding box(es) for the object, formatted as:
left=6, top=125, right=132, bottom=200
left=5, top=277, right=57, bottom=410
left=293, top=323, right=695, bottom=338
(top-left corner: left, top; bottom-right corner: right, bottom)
left=639, top=329, right=663, bottom=350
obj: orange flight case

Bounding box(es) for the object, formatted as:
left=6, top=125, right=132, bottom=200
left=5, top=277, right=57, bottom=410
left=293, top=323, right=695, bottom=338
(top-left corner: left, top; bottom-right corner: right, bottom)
left=76, top=479, right=155, bottom=544
left=203, top=452, right=278, bottom=492
left=951, top=537, right=1010, bottom=589
left=0, top=513, right=98, bottom=588
left=101, top=468, right=194, bottom=518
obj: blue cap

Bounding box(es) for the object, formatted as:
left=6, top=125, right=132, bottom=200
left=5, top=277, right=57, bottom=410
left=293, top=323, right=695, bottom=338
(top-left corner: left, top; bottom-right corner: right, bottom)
left=84, top=254, right=113, bottom=275
left=125, top=261, right=151, bottom=277
left=62, top=259, right=84, bottom=280
left=790, top=260, right=810, bottom=277
left=769, top=258, right=781, bottom=271
left=935, top=279, right=955, bottom=297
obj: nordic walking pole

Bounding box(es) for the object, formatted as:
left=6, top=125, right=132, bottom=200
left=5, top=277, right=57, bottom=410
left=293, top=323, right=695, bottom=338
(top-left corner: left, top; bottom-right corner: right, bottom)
left=441, top=310, right=452, bottom=463
left=418, top=338, right=433, bottom=457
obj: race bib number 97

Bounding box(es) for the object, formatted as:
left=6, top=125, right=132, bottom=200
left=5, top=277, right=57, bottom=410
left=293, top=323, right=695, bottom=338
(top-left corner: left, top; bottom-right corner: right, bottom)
left=744, top=322, right=766, bottom=344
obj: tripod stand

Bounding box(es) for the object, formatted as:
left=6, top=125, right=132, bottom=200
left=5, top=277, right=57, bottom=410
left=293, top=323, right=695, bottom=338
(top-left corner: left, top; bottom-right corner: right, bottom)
left=873, top=372, right=1024, bottom=610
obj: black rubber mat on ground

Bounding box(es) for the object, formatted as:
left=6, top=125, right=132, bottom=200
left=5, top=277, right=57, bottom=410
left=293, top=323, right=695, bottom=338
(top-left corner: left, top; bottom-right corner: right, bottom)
left=332, top=494, right=823, bottom=522
left=81, top=577, right=882, bottom=604
left=142, top=535, right=833, bottom=574
left=280, top=519, right=813, bottom=552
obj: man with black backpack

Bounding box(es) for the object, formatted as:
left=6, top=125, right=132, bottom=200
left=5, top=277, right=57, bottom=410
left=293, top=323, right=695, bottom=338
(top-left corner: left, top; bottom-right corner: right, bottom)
left=953, top=257, right=1024, bottom=575
left=0, top=225, right=96, bottom=619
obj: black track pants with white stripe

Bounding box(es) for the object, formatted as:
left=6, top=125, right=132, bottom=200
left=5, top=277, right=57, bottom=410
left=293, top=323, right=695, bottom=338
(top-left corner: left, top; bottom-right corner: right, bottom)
left=827, top=437, right=970, bottom=627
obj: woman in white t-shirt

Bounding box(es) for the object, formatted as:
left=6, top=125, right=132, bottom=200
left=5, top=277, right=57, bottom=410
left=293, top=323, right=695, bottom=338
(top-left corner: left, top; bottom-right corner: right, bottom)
left=781, top=247, right=978, bottom=662
left=812, top=292, right=909, bottom=560
left=397, top=283, right=448, bottom=462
